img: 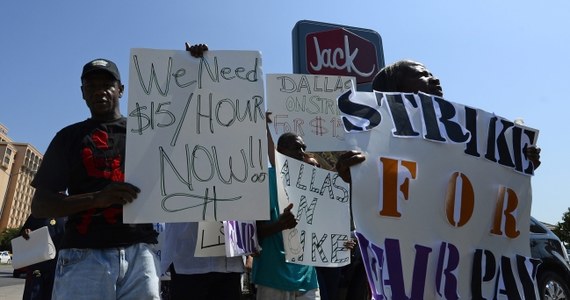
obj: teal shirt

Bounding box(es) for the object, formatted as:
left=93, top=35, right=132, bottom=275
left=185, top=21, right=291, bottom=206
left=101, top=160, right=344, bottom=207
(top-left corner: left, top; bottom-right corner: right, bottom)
left=252, top=168, right=319, bottom=291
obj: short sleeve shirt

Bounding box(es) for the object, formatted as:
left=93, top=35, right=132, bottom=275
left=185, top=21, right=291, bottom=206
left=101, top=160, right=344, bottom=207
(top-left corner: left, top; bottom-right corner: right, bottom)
left=32, top=118, right=157, bottom=249
left=251, top=168, right=318, bottom=291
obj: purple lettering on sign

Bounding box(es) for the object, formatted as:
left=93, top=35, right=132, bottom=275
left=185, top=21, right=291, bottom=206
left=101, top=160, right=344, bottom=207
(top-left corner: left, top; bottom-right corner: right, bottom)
left=355, top=231, right=386, bottom=300
left=355, top=232, right=439, bottom=299
left=434, top=242, right=460, bottom=299
left=227, top=221, right=258, bottom=255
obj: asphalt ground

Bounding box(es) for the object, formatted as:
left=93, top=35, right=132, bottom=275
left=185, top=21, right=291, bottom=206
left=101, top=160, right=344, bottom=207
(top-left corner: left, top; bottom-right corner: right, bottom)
left=0, top=263, right=24, bottom=300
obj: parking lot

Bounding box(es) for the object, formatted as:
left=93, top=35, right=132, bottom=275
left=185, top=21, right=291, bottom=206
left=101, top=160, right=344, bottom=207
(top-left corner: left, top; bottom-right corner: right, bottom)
left=0, top=263, right=24, bottom=300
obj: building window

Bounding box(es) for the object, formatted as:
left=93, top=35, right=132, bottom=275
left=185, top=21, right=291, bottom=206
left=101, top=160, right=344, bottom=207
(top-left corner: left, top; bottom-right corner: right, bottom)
left=2, top=147, right=14, bottom=168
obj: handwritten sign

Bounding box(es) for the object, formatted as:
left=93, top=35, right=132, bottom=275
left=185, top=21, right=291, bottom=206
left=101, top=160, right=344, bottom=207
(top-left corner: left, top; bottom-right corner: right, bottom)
left=194, top=221, right=226, bottom=257
left=124, top=49, right=269, bottom=223
left=266, top=74, right=355, bottom=151
left=339, top=90, right=540, bottom=299
left=274, top=151, right=351, bottom=267
left=223, top=220, right=260, bottom=257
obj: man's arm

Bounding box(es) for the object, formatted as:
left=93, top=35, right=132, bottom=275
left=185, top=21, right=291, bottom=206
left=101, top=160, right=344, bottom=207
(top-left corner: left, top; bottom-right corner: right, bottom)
left=266, top=112, right=275, bottom=167
left=335, top=150, right=366, bottom=183
left=256, top=203, right=297, bottom=240
left=19, top=215, right=37, bottom=239
left=31, top=182, right=140, bottom=218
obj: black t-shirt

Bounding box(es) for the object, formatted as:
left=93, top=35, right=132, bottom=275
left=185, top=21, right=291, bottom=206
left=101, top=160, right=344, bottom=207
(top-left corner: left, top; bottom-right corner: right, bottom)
left=32, top=117, right=157, bottom=249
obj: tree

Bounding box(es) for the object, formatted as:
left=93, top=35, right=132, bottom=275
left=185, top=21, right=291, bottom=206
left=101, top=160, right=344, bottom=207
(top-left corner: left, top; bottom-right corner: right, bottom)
left=553, top=207, right=570, bottom=246
left=0, top=227, right=22, bottom=251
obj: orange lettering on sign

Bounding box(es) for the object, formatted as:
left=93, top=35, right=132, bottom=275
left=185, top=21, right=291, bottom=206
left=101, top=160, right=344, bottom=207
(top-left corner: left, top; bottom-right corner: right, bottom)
left=490, top=186, right=520, bottom=238
left=379, top=157, right=417, bottom=218
left=445, top=172, right=474, bottom=227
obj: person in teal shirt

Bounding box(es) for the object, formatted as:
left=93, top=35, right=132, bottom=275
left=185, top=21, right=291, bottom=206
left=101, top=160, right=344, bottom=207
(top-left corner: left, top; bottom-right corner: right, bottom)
left=252, top=132, right=320, bottom=299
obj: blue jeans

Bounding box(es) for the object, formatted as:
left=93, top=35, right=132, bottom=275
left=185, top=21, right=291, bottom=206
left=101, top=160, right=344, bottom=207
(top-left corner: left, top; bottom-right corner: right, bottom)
left=52, top=244, right=160, bottom=300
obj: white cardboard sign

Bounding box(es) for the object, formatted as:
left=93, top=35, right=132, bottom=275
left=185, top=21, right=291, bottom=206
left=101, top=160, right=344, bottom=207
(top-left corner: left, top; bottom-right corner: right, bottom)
left=266, top=74, right=355, bottom=151
left=274, top=151, right=351, bottom=267
left=124, top=49, right=269, bottom=223
left=194, top=221, right=226, bottom=257
left=339, top=89, right=540, bottom=299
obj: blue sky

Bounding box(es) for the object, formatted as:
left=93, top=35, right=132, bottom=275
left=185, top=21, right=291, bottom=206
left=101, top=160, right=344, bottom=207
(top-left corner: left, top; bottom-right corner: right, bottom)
left=1, top=1, right=568, bottom=224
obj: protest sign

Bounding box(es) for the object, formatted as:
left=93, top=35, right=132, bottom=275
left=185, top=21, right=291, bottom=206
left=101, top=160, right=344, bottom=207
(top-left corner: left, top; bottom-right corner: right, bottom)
left=274, top=151, right=351, bottom=267
left=194, top=221, right=226, bottom=257
left=339, top=89, right=540, bottom=299
left=223, top=220, right=260, bottom=257
left=124, top=49, right=269, bottom=223
left=266, top=74, right=355, bottom=151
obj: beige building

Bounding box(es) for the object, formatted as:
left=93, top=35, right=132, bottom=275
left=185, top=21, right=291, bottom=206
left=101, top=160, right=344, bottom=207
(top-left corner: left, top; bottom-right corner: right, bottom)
left=0, top=123, right=43, bottom=230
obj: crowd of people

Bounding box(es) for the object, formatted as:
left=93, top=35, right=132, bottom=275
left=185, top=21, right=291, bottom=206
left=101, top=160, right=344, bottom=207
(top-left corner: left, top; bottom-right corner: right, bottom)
left=19, top=42, right=541, bottom=300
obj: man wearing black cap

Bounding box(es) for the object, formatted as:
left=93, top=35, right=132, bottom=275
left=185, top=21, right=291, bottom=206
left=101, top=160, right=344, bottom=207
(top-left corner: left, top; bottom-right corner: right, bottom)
left=30, top=58, right=161, bottom=299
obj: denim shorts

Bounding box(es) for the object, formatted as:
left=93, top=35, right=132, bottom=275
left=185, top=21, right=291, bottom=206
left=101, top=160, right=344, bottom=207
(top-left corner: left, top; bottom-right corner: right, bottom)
left=52, top=243, right=160, bottom=300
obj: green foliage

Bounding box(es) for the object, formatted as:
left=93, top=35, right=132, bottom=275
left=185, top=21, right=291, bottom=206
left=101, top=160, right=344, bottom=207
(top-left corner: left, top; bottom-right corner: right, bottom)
left=0, top=227, right=22, bottom=251
left=553, top=208, right=570, bottom=246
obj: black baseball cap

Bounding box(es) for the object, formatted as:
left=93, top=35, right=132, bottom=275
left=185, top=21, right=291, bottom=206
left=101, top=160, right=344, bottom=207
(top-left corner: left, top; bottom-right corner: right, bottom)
left=81, top=58, right=121, bottom=81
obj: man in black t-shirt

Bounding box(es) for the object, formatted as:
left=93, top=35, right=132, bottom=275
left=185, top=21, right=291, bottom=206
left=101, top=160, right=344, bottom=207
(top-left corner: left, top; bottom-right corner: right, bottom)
left=31, top=58, right=160, bottom=299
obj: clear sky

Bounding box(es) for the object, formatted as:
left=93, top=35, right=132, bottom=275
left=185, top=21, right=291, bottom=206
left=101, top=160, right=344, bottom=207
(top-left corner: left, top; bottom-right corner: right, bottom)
left=1, top=1, right=568, bottom=224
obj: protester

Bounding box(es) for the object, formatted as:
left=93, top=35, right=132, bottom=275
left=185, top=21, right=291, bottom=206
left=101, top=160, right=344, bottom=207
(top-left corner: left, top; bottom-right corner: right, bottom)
left=30, top=56, right=166, bottom=299
left=336, top=59, right=541, bottom=183
left=160, top=222, right=244, bottom=300
left=19, top=214, right=66, bottom=300
left=252, top=131, right=320, bottom=300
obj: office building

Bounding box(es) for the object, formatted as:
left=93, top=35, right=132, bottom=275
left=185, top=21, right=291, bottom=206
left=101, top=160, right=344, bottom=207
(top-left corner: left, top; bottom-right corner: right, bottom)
left=0, top=123, right=42, bottom=230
